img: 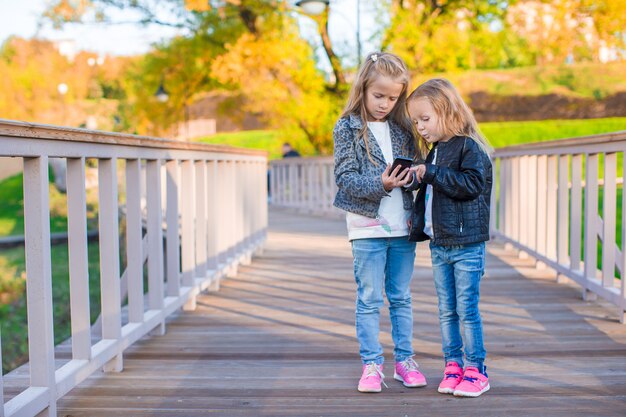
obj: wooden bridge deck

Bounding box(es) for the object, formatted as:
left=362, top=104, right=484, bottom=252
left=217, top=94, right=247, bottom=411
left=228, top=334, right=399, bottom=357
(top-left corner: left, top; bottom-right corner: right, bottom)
left=53, top=209, right=626, bottom=416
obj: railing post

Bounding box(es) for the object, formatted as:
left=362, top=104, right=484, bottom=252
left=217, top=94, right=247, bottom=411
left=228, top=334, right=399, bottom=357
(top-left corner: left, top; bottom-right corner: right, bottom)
left=583, top=153, right=599, bottom=301
left=98, top=158, right=123, bottom=372
left=557, top=155, right=570, bottom=282
left=66, top=157, right=92, bottom=360
left=503, top=158, right=511, bottom=237
left=147, top=159, right=165, bottom=334
left=491, top=157, right=498, bottom=237
left=571, top=154, right=583, bottom=272
left=125, top=159, right=144, bottom=323
left=206, top=160, right=218, bottom=273
left=622, top=165, right=626, bottom=324
left=181, top=160, right=196, bottom=310
left=602, top=152, right=616, bottom=288
left=23, top=156, right=57, bottom=416
left=536, top=155, right=547, bottom=268
left=195, top=160, right=208, bottom=280
left=165, top=160, right=181, bottom=297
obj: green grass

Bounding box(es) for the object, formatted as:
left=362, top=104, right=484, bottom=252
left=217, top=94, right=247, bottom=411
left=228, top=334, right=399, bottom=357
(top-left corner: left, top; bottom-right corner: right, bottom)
left=0, top=172, right=99, bottom=237
left=196, top=130, right=283, bottom=159
left=415, top=62, right=626, bottom=98
left=193, top=118, right=626, bottom=159
left=481, top=117, right=626, bottom=148
left=1, top=241, right=102, bottom=373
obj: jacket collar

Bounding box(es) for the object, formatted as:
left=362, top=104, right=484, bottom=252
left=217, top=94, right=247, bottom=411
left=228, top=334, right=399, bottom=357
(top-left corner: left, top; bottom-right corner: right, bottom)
left=349, top=113, right=411, bottom=163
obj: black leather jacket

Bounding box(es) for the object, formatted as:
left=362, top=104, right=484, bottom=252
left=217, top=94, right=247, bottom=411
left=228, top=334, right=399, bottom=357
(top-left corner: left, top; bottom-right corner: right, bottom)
left=408, top=136, right=492, bottom=246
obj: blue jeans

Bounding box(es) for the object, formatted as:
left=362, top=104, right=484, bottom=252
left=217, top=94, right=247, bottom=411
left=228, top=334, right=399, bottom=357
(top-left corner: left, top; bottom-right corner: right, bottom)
left=351, top=237, right=417, bottom=365
left=430, top=242, right=486, bottom=372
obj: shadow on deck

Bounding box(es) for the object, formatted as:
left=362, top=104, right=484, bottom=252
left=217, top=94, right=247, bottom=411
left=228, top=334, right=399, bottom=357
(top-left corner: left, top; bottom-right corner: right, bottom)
left=45, top=209, right=626, bottom=416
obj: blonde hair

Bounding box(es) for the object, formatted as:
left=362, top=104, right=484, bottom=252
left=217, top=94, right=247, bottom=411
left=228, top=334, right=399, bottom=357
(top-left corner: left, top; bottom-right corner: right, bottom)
left=341, top=52, right=424, bottom=162
left=408, top=78, right=493, bottom=156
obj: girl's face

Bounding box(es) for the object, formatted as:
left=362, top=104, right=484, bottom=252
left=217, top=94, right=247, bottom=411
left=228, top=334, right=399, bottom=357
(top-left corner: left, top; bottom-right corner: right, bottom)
left=408, top=98, right=452, bottom=143
left=365, top=75, right=404, bottom=122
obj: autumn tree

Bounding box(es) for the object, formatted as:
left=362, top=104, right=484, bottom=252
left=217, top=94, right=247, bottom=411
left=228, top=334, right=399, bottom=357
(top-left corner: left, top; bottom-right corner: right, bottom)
left=0, top=36, right=128, bottom=128
left=382, top=0, right=534, bottom=72
left=43, top=0, right=349, bottom=152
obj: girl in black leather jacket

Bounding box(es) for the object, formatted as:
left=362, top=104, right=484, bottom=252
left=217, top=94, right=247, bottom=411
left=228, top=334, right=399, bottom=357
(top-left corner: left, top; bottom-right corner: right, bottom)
left=407, top=78, right=493, bottom=398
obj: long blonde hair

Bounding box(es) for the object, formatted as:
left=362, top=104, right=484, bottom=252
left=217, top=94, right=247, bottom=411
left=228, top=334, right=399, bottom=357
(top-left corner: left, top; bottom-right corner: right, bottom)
left=408, top=78, right=493, bottom=155
left=341, top=51, right=424, bottom=162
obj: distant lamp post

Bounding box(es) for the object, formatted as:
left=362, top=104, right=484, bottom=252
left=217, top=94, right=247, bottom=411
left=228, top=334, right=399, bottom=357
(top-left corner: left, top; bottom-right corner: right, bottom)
left=57, top=83, right=69, bottom=125
left=295, top=0, right=362, bottom=66
left=57, top=83, right=68, bottom=96
left=295, top=0, right=329, bottom=15
left=154, top=78, right=169, bottom=103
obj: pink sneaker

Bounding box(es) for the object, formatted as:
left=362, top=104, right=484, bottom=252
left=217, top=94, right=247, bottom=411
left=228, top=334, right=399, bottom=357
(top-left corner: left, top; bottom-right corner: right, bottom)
left=358, top=363, right=386, bottom=393
left=393, top=358, right=427, bottom=387
left=453, top=366, right=490, bottom=397
left=437, top=361, right=463, bottom=394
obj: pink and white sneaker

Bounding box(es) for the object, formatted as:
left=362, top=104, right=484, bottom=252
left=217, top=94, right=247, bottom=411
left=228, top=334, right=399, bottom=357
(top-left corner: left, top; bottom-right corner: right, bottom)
left=394, top=358, right=427, bottom=387
left=437, top=361, right=463, bottom=394
left=453, top=366, right=490, bottom=397
left=358, top=363, right=387, bottom=393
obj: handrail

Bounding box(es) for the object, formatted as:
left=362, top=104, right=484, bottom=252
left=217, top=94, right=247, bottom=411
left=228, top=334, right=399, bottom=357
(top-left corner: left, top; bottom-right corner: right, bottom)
left=0, top=119, right=265, bottom=155
left=495, top=130, right=626, bottom=156
left=1, top=120, right=268, bottom=417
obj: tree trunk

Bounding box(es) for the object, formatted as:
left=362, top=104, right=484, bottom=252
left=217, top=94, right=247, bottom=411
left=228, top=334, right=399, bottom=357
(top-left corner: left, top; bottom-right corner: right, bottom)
left=313, top=9, right=347, bottom=92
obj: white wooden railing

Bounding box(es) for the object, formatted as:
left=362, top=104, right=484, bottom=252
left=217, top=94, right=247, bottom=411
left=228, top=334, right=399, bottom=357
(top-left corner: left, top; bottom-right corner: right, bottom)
left=0, top=119, right=267, bottom=417
left=269, top=132, right=626, bottom=323
left=269, top=157, right=340, bottom=217
left=493, top=131, right=626, bottom=324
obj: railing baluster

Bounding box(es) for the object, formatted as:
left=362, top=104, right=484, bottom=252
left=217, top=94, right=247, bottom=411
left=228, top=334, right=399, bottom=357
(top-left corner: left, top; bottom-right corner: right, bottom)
left=546, top=155, right=558, bottom=263
left=536, top=155, right=548, bottom=264
left=194, top=160, right=207, bottom=279
left=528, top=155, right=538, bottom=253
left=98, top=158, right=123, bottom=372
left=622, top=158, right=626, bottom=324
left=206, top=160, right=218, bottom=272
left=571, top=154, right=583, bottom=272
left=23, top=156, right=57, bottom=415
left=495, top=158, right=504, bottom=235
left=504, top=158, right=512, bottom=237
left=602, top=152, right=617, bottom=288
left=147, top=159, right=165, bottom=315
left=165, top=160, right=181, bottom=297
left=180, top=160, right=195, bottom=286
left=557, top=155, right=570, bottom=274
left=584, top=153, right=599, bottom=300
left=125, top=159, right=144, bottom=323
left=66, top=158, right=92, bottom=359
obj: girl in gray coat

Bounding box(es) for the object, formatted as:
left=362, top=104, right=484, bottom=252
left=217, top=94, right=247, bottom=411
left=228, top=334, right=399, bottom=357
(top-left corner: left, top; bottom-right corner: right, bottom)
left=333, top=52, right=427, bottom=393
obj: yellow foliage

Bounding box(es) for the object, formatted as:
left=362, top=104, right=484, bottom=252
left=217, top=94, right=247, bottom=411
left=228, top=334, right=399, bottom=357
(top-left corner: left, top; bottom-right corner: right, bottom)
left=211, top=26, right=340, bottom=153
left=184, top=0, right=211, bottom=12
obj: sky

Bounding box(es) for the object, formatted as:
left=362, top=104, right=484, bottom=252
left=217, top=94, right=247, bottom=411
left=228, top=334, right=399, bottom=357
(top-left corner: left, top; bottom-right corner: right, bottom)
left=0, top=0, right=381, bottom=64
left=0, top=0, right=183, bottom=56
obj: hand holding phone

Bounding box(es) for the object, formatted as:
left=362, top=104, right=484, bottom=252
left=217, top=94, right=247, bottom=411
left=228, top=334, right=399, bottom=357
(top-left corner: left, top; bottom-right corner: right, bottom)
left=390, top=157, right=413, bottom=178
left=382, top=157, right=414, bottom=192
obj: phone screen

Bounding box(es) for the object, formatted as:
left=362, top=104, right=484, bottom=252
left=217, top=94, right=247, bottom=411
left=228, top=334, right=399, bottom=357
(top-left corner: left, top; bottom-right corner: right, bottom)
left=391, top=157, right=413, bottom=174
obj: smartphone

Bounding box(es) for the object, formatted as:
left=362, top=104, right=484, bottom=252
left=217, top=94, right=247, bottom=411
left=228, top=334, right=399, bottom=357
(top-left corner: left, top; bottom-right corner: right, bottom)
left=390, top=156, right=413, bottom=177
